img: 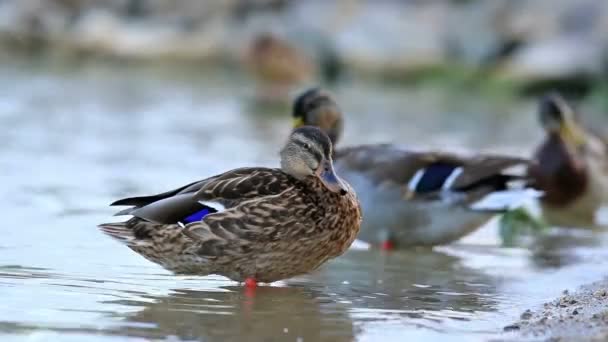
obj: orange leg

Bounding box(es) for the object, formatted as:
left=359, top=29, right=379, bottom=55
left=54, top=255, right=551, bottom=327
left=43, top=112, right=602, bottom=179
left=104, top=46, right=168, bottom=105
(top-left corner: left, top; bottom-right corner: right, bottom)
left=380, top=240, right=394, bottom=251
left=245, top=277, right=258, bottom=288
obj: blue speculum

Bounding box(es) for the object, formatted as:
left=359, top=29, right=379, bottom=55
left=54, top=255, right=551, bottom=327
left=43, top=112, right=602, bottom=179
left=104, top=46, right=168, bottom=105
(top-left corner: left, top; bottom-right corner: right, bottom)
left=415, top=163, right=457, bottom=193
left=183, top=208, right=212, bottom=223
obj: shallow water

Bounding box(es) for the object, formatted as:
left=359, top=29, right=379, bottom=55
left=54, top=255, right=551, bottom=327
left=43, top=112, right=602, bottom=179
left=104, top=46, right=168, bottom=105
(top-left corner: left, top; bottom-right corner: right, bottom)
left=1, top=58, right=608, bottom=341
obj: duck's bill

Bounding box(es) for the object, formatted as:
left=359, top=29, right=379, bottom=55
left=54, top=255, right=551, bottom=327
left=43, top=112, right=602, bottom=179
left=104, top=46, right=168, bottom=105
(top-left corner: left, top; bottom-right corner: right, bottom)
left=316, top=160, right=348, bottom=195
left=540, top=94, right=586, bottom=147
left=559, top=119, right=586, bottom=147
left=292, top=117, right=305, bottom=128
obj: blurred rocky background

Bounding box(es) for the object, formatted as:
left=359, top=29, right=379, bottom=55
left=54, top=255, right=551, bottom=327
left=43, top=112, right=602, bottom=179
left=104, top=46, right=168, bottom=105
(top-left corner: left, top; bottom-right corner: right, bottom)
left=2, top=0, right=608, bottom=96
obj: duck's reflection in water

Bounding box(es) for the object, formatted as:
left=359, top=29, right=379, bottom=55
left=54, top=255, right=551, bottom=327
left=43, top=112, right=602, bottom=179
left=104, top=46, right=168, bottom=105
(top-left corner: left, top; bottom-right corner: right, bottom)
left=105, top=248, right=498, bottom=340
left=110, top=285, right=355, bottom=342
left=530, top=228, right=608, bottom=268
left=311, top=249, right=499, bottom=317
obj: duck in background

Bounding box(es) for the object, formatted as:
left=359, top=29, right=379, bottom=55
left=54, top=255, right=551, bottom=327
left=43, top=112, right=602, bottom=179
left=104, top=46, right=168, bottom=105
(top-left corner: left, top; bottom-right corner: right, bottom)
left=528, top=93, right=608, bottom=227
left=99, top=127, right=361, bottom=285
left=244, top=32, right=342, bottom=102
left=292, top=88, right=540, bottom=249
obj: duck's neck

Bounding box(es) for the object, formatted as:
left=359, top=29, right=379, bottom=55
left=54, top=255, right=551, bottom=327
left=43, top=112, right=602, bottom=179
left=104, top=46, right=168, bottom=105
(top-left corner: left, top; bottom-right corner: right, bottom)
left=532, top=135, right=587, bottom=206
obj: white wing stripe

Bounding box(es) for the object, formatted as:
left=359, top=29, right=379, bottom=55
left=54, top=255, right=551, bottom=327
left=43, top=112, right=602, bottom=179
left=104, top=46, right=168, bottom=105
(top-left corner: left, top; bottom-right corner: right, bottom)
left=407, top=169, right=426, bottom=192
left=199, top=201, right=226, bottom=212
left=441, top=167, right=464, bottom=191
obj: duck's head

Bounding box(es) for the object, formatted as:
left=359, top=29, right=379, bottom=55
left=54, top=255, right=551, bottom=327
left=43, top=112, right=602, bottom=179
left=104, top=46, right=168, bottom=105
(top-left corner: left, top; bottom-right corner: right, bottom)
left=280, top=126, right=347, bottom=195
left=292, top=88, right=343, bottom=146
left=538, top=93, right=587, bottom=151
left=250, top=32, right=278, bottom=50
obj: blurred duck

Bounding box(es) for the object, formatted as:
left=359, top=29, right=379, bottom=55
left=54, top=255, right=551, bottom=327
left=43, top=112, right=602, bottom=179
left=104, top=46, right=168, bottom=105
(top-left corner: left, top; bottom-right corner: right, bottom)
left=292, top=88, right=539, bottom=248
left=246, top=33, right=314, bottom=100
left=245, top=32, right=343, bottom=101
left=99, top=127, right=361, bottom=284
left=528, top=93, right=608, bottom=227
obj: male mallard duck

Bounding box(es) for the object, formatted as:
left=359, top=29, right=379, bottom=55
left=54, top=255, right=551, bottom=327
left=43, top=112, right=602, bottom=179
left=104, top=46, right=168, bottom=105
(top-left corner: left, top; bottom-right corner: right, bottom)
left=292, top=88, right=539, bottom=248
left=246, top=32, right=314, bottom=100
left=528, top=93, right=608, bottom=227
left=99, top=127, right=361, bottom=284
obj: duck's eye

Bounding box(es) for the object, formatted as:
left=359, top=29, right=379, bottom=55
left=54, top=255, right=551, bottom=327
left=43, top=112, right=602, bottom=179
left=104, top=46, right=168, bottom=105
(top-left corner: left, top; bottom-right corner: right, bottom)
left=303, top=143, right=311, bottom=150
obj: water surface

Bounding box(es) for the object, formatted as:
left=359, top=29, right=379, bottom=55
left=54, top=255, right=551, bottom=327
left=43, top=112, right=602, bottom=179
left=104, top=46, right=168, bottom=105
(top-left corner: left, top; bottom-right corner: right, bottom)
left=1, top=58, right=607, bottom=341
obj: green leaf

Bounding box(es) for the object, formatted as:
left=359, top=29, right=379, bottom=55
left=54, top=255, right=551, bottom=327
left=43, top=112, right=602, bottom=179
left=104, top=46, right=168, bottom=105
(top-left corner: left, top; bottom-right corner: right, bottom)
left=499, top=208, right=548, bottom=247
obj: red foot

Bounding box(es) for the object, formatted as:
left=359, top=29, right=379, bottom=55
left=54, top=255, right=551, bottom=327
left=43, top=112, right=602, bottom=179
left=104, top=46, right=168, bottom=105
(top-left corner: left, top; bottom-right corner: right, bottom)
left=380, top=240, right=394, bottom=251
left=245, top=277, right=258, bottom=288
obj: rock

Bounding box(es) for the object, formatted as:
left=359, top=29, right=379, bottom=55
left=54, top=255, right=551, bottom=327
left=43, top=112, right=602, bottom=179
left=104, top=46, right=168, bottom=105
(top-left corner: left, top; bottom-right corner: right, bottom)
left=504, top=324, right=520, bottom=332
left=521, top=310, right=533, bottom=320
left=0, top=0, right=606, bottom=88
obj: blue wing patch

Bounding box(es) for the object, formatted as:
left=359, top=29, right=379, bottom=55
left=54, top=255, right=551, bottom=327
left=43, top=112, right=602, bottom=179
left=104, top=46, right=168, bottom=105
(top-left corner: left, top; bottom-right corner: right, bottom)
left=183, top=207, right=214, bottom=223
left=413, top=163, right=459, bottom=193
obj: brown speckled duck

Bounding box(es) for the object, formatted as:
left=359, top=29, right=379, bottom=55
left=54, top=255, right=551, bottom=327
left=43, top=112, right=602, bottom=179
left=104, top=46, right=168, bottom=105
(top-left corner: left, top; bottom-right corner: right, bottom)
left=529, top=93, right=608, bottom=227
left=292, top=88, right=539, bottom=248
left=246, top=32, right=314, bottom=99
left=99, top=127, right=361, bottom=284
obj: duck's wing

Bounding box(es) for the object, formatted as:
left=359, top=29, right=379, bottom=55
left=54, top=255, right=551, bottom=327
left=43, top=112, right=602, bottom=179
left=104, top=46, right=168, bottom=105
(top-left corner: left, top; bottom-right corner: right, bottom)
left=102, top=185, right=308, bottom=266
left=111, top=179, right=208, bottom=209
left=182, top=186, right=306, bottom=256
left=336, top=144, right=535, bottom=210
left=192, top=168, right=294, bottom=203
left=102, top=168, right=302, bottom=262
left=109, top=167, right=294, bottom=225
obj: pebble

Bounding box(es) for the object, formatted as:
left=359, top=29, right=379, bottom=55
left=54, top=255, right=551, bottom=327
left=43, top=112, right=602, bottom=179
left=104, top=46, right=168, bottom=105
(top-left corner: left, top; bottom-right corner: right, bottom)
left=594, top=289, right=607, bottom=298
left=504, top=324, right=520, bottom=332
left=573, top=309, right=579, bottom=315
left=521, top=310, right=533, bottom=320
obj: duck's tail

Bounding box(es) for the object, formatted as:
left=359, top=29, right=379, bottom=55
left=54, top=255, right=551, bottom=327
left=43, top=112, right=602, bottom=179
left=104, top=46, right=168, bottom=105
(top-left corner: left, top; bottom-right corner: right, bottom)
left=98, top=219, right=211, bottom=275
left=408, top=158, right=542, bottom=213
left=468, top=187, right=543, bottom=213
left=98, top=221, right=140, bottom=246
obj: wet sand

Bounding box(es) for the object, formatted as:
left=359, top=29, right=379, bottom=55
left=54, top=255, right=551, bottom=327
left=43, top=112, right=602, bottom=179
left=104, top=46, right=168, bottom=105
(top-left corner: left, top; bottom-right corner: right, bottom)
left=503, top=278, right=608, bottom=341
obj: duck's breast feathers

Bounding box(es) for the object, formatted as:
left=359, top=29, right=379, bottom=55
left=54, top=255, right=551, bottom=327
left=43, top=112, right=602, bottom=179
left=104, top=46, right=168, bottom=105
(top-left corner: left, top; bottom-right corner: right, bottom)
left=335, top=144, right=531, bottom=193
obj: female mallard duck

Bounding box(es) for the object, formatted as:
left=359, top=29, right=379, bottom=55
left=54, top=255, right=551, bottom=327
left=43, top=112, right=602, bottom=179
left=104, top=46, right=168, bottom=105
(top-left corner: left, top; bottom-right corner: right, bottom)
left=528, top=93, right=608, bottom=227
left=292, top=88, right=539, bottom=248
left=246, top=32, right=314, bottom=99
left=99, top=127, right=361, bottom=284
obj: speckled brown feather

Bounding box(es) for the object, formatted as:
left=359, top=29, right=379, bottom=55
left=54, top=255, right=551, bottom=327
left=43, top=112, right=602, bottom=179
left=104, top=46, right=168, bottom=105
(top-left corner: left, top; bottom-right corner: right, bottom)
left=193, top=167, right=296, bottom=206
left=100, top=168, right=361, bottom=283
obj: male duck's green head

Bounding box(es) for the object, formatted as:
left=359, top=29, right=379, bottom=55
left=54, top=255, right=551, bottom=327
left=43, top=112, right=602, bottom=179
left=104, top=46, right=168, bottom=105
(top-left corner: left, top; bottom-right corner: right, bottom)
left=292, top=88, right=344, bottom=146
left=281, top=126, right=347, bottom=196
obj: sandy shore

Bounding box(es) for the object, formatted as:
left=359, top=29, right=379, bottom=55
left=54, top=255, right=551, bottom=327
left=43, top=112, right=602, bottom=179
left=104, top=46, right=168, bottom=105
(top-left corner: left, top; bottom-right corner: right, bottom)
left=501, top=278, right=608, bottom=341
